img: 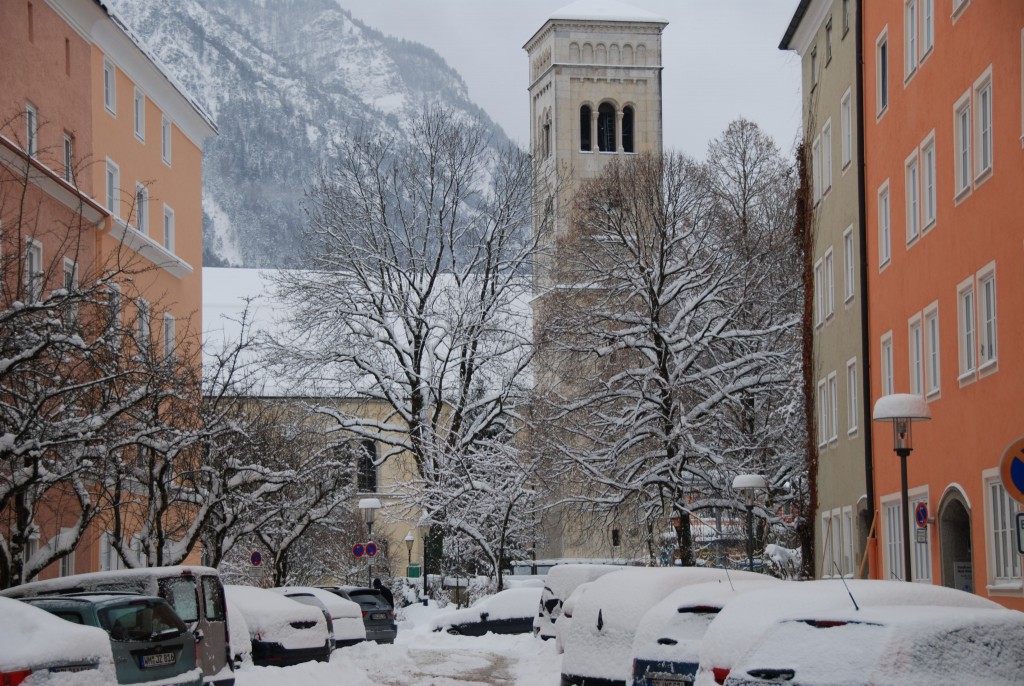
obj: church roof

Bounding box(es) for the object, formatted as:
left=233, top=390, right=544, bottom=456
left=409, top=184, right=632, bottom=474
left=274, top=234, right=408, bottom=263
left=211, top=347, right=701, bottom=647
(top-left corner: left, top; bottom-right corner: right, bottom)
left=549, top=0, right=668, bottom=24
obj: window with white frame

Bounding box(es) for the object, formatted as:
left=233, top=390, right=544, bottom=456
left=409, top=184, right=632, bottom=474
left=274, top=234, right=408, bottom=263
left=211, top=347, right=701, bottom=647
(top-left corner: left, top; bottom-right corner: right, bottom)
left=842, top=0, right=850, bottom=36
left=824, top=248, right=835, bottom=319
left=924, top=304, right=940, bottom=395
left=974, top=72, right=993, bottom=179
left=135, top=184, right=148, bottom=233
left=954, top=92, right=972, bottom=197
left=953, top=0, right=970, bottom=18
left=63, top=258, right=78, bottom=323
left=978, top=266, right=997, bottom=368
left=884, top=499, right=905, bottom=581
left=812, top=136, right=822, bottom=203
left=825, top=18, right=833, bottom=64
left=161, top=116, right=172, bottom=165
left=163, top=314, right=175, bottom=362
left=905, top=0, right=918, bottom=80
left=63, top=134, right=73, bottom=183
left=957, top=279, right=976, bottom=378
left=814, top=258, right=824, bottom=326
left=25, top=239, right=43, bottom=303
left=878, top=182, right=891, bottom=267
left=921, top=0, right=934, bottom=57
left=910, top=492, right=932, bottom=582
left=909, top=315, right=923, bottom=395
left=103, top=58, right=116, bottom=115
left=822, top=120, right=833, bottom=194
left=846, top=358, right=858, bottom=435
left=25, top=102, right=38, bottom=157
left=905, top=151, right=920, bottom=243
left=843, top=227, right=855, bottom=302
left=877, top=30, right=889, bottom=116
left=817, top=378, right=828, bottom=448
left=821, top=512, right=835, bottom=577
left=99, top=532, right=124, bottom=571
left=831, top=510, right=843, bottom=575
left=136, top=298, right=150, bottom=351
left=133, top=88, right=145, bottom=142
left=842, top=507, right=854, bottom=577
left=987, top=476, right=1022, bottom=584
left=828, top=372, right=839, bottom=442
left=881, top=332, right=894, bottom=396
left=922, top=136, right=936, bottom=229
left=841, top=89, right=853, bottom=169
left=105, top=159, right=119, bottom=217
left=59, top=549, right=75, bottom=577
left=163, top=205, right=175, bottom=253
left=811, top=46, right=818, bottom=88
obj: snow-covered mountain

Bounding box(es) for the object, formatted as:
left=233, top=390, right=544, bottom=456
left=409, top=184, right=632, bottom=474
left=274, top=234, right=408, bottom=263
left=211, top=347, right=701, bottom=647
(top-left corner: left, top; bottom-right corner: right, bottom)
left=107, top=0, right=509, bottom=267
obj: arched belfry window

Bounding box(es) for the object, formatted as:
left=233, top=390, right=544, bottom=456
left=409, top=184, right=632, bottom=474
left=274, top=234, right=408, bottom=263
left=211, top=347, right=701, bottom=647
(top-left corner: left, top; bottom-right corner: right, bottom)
left=542, top=109, right=552, bottom=158
left=597, top=103, right=616, bottom=152
left=580, top=105, right=593, bottom=152
left=622, top=105, right=635, bottom=153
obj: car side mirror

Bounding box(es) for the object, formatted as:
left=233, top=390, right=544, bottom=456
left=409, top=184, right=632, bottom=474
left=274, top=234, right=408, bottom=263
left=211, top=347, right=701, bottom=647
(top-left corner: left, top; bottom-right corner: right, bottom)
left=479, top=612, right=490, bottom=621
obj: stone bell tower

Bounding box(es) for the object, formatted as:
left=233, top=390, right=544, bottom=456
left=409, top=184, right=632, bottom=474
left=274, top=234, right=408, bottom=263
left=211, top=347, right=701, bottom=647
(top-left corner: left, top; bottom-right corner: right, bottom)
left=524, top=1, right=667, bottom=561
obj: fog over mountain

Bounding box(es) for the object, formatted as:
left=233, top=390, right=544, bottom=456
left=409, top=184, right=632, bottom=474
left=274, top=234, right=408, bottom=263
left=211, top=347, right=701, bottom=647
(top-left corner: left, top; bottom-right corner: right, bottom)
left=108, top=0, right=510, bottom=267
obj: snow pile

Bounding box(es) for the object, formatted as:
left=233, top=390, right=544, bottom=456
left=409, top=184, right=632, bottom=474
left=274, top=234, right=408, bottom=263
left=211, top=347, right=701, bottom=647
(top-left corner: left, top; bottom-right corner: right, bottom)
left=225, top=585, right=328, bottom=650
left=549, top=0, right=668, bottom=24
left=431, top=587, right=542, bottom=630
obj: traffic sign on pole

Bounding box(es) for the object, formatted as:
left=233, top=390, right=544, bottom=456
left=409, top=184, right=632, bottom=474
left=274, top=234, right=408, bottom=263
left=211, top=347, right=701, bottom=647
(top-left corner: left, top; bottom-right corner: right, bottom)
left=914, top=502, right=928, bottom=529
left=365, top=541, right=378, bottom=558
left=250, top=550, right=262, bottom=567
left=353, top=543, right=365, bottom=558
left=999, top=436, right=1024, bottom=505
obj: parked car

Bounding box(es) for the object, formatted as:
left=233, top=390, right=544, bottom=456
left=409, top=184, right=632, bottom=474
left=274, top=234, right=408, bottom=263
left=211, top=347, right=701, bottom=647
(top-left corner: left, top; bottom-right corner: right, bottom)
left=695, top=579, right=1003, bottom=686
left=1, top=566, right=233, bottom=686
left=534, top=563, right=623, bottom=641
left=432, top=587, right=542, bottom=636
left=22, top=593, right=202, bottom=686
left=561, top=567, right=767, bottom=686
left=224, top=585, right=330, bottom=667
left=1, top=595, right=117, bottom=685
left=554, top=581, right=593, bottom=654
left=724, top=604, right=1024, bottom=686
left=225, top=600, right=251, bottom=668
left=320, top=586, right=397, bottom=643
left=629, top=578, right=781, bottom=686
left=272, top=586, right=366, bottom=649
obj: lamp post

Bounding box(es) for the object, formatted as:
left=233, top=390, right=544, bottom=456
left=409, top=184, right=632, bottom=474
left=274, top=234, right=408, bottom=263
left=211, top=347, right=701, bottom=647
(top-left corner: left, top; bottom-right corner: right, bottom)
left=405, top=531, right=414, bottom=570
left=733, top=474, right=767, bottom=572
left=873, top=394, right=931, bottom=582
left=359, top=498, right=381, bottom=586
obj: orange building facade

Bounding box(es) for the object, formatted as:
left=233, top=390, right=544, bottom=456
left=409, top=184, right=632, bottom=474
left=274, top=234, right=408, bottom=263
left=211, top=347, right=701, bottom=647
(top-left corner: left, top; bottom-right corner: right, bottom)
left=1, top=0, right=214, bottom=581
left=863, top=1, right=1024, bottom=609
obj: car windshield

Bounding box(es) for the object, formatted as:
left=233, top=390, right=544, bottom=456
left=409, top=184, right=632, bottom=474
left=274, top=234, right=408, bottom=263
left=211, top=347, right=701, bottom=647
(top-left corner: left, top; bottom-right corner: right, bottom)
left=99, top=599, right=187, bottom=642
left=349, top=593, right=388, bottom=611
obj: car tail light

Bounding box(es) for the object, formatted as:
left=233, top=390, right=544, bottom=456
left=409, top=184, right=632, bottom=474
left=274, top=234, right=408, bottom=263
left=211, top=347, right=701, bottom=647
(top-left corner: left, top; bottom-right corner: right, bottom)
left=362, top=611, right=368, bottom=618
left=2, top=670, right=33, bottom=686
left=712, top=667, right=730, bottom=684
left=386, top=610, right=394, bottom=620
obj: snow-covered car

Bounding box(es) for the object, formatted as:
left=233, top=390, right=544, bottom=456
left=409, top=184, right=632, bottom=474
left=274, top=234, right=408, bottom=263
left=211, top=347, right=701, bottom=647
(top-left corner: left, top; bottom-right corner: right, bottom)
left=561, top=567, right=767, bottom=686
left=629, top=578, right=782, bottom=686
left=533, top=563, right=624, bottom=641
left=695, top=579, right=1003, bottom=686
left=1, top=595, right=118, bottom=685
left=320, top=586, right=397, bottom=643
left=22, top=593, right=202, bottom=686
left=225, top=600, right=251, bottom=668
left=724, top=604, right=1024, bottom=686
left=224, top=585, right=330, bottom=667
left=272, top=586, right=366, bottom=649
left=431, top=587, right=542, bottom=636
left=553, top=581, right=592, bottom=654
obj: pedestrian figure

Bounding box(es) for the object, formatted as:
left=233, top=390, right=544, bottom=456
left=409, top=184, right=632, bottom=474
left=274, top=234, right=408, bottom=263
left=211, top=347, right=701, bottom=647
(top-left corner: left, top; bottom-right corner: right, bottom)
left=373, top=577, right=394, bottom=608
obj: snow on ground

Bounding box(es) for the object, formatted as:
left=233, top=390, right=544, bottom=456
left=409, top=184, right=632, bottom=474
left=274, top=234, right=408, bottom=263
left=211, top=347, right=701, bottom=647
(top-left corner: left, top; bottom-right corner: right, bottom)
left=234, top=599, right=561, bottom=686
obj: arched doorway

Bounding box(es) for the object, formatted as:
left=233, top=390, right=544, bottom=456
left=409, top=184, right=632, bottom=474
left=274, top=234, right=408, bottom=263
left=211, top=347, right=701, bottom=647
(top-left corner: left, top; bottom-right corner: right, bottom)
left=938, top=488, right=973, bottom=593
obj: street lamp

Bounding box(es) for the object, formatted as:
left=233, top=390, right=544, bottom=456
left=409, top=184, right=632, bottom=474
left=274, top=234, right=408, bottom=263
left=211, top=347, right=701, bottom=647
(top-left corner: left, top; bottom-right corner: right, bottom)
left=873, top=394, right=931, bottom=582
left=359, top=498, right=382, bottom=586
left=733, top=474, right=767, bottom=572
left=405, top=531, right=414, bottom=568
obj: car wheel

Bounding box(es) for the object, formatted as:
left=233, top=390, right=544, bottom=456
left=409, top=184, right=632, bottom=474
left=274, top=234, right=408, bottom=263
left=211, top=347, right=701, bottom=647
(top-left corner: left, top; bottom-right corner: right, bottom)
left=446, top=627, right=461, bottom=635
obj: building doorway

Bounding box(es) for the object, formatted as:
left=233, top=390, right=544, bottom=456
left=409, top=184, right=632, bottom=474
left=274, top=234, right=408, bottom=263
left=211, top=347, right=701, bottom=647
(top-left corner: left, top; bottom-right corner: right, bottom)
left=938, top=488, right=973, bottom=593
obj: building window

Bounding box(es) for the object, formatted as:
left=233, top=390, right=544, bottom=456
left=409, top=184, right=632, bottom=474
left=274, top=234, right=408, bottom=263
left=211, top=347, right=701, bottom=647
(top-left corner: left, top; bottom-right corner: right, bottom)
left=25, top=102, right=38, bottom=157
left=954, top=94, right=972, bottom=197
left=840, top=89, right=852, bottom=169
left=161, top=116, right=172, bottom=165
left=884, top=499, right=904, bottom=581
left=908, top=316, right=923, bottom=395
left=597, top=103, right=616, bottom=152
left=63, top=258, right=78, bottom=323
left=841, top=508, right=854, bottom=577
left=824, top=248, right=835, bottom=319
left=25, top=239, right=43, bottom=303
left=905, top=0, right=918, bottom=80
left=846, top=358, right=858, bottom=435
left=357, top=440, right=378, bottom=492
left=621, top=105, right=634, bottom=153
left=163, top=205, right=175, bottom=253
left=842, top=0, right=850, bottom=36
left=922, top=137, right=936, bottom=229
left=978, top=266, right=997, bottom=368
left=136, top=298, right=150, bottom=351
left=878, top=182, right=891, bottom=268
left=814, top=258, right=824, bottom=326
left=580, top=105, right=593, bottom=152
left=59, top=549, right=75, bottom=577
left=817, top=378, right=828, bottom=448
left=811, top=46, right=818, bottom=88
left=876, top=30, right=889, bottom=116
left=988, top=478, right=1022, bottom=583
left=811, top=136, right=822, bottom=204
left=135, top=184, right=148, bottom=233
left=134, top=88, right=145, bottom=142
left=957, top=280, right=976, bottom=379
left=881, top=332, right=894, bottom=396
left=974, top=74, right=993, bottom=178
left=953, top=0, right=970, bottom=19
left=103, top=59, right=116, bottom=115
left=163, top=314, right=175, bottom=362
left=821, top=512, right=834, bottom=577
left=921, top=0, right=934, bottom=57
left=821, top=120, right=833, bottom=194
left=63, top=134, right=74, bottom=183
left=924, top=305, right=940, bottom=396
left=611, top=529, right=621, bottom=548
left=105, top=159, right=119, bottom=217
left=910, top=493, right=932, bottom=582
left=843, top=227, right=855, bottom=303
left=825, top=18, right=833, bottom=65
left=827, top=372, right=838, bottom=442
left=905, top=151, right=920, bottom=244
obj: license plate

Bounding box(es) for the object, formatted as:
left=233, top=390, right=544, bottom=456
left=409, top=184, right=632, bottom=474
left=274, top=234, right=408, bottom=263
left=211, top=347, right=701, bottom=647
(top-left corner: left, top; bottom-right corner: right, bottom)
left=141, top=652, right=176, bottom=668
left=371, top=612, right=387, bottom=620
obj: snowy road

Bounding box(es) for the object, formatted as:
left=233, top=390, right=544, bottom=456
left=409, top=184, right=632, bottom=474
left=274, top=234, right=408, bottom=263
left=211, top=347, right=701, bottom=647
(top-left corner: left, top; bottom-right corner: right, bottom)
left=233, top=602, right=562, bottom=686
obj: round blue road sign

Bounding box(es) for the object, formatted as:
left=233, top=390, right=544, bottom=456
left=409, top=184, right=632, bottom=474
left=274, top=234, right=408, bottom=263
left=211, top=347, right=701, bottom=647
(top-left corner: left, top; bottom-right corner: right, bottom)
left=1000, top=436, right=1024, bottom=505
left=365, top=541, right=378, bottom=558
left=250, top=550, right=262, bottom=567
left=915, top=502, right=928, bottom=528
left=353, top=543, right=365, bottom=558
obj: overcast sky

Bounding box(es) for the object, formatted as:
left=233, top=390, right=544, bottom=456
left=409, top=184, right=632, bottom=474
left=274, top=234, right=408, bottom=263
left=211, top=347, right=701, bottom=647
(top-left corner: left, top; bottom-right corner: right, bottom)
left=335, top=0, right=804, bottom=159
